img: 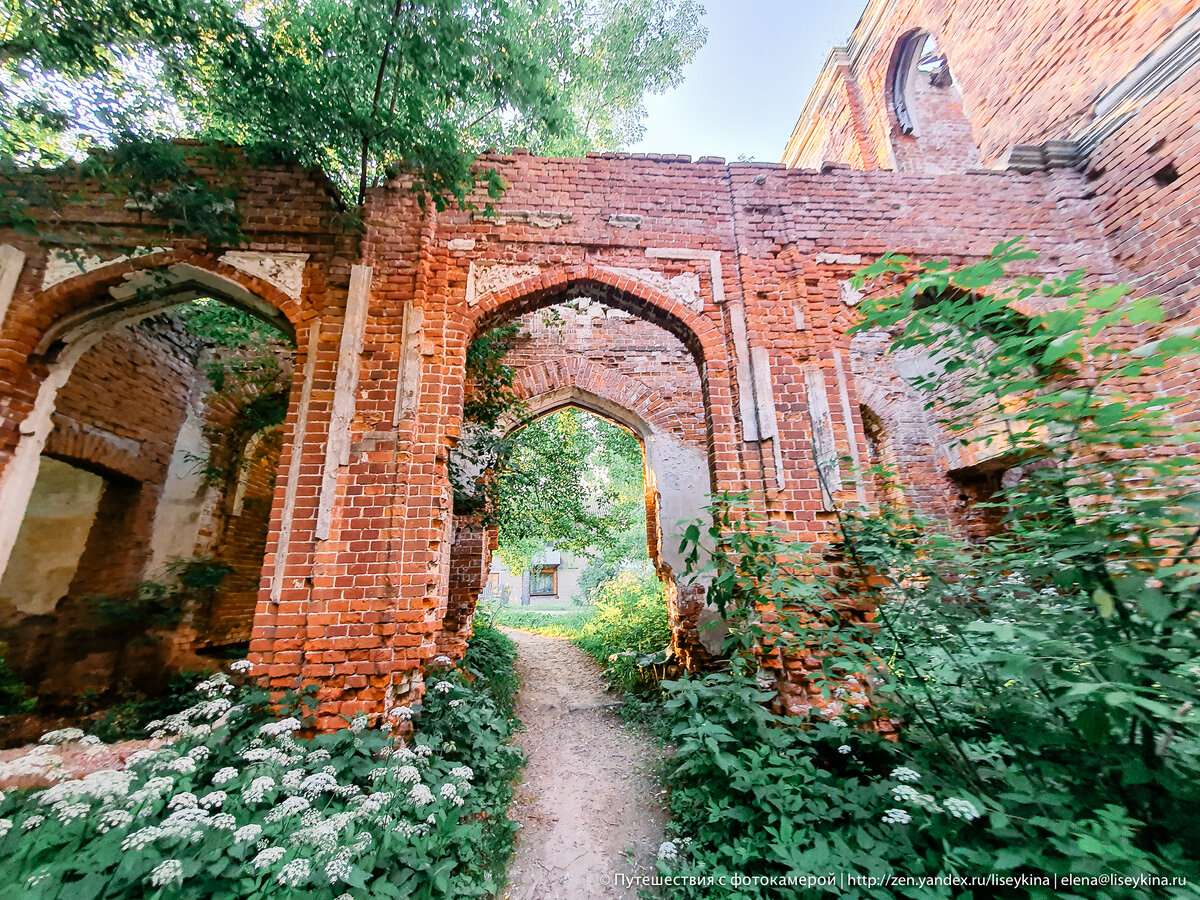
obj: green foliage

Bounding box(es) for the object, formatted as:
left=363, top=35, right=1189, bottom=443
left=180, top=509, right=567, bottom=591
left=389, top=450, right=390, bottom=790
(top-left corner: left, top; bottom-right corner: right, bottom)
left=0, top=644, right=34, bottom=717
left=462, top=323, right=522, bottom=432
left=486, top=604, right=595, bottom=638
left=574, top=568, right=671, bottom=691
left=493, top=408, right=646, bottom=573
left=87, top=672, right=210, bottom=743
left=3, top=0, right=705, bottom=211
left=647, top=246, right=1200, bottom=898
left=0, top=625, right=524, bottom=899
left=79, top=558, right=233, bottom=634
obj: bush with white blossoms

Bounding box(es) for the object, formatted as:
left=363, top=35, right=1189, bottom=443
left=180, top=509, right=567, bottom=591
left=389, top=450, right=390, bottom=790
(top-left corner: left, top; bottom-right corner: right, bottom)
left=0, top=625, right=524, bottom=900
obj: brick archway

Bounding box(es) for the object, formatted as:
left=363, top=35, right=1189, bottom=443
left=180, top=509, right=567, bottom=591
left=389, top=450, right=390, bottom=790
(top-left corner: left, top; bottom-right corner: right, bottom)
left=444, top=350, right=716, bottom=668
left=0, top=253, right=314, bottom=613
left=470, top=264, right=728, bottom=375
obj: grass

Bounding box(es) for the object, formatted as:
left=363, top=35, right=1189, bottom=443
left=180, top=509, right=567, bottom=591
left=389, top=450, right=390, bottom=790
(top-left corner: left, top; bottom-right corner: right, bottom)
left=487, top=604, right=595, bottom=637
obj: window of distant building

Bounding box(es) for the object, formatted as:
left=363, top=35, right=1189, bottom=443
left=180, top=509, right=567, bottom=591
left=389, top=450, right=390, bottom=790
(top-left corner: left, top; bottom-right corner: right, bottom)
left=530, top=565, right=558, bottom=596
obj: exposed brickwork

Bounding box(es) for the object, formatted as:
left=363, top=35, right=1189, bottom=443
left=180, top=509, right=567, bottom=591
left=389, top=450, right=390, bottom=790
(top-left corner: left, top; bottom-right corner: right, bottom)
left=3, top=1, right=1195, bottom=728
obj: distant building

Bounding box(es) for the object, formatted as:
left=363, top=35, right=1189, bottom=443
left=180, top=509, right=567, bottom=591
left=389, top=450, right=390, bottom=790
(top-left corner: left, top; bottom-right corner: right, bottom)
left=481, top=547, right=589, bottom=607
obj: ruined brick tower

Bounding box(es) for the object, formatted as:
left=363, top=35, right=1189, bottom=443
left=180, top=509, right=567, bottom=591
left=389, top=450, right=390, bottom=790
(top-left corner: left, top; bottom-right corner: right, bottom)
left=0, top=1, right=1196, bottom=726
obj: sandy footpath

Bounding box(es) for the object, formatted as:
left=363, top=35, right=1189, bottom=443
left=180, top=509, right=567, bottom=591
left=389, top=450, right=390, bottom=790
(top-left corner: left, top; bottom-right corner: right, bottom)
left=502, top=629, right=667, bottom=900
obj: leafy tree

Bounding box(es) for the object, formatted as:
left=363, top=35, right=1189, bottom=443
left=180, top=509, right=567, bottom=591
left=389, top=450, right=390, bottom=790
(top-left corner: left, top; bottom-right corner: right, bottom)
left=2, top=0, right=706, bottom=208
left=493, top=407, right=646, bottom=573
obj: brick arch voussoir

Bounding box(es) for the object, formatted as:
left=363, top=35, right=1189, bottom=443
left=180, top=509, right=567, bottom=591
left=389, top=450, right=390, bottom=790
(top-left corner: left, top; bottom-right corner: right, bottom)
left=14, top=249, right=306, bottom=367
left=472, top=263, right=726, bottom=371
left=509, top=358, right=688, bottom=440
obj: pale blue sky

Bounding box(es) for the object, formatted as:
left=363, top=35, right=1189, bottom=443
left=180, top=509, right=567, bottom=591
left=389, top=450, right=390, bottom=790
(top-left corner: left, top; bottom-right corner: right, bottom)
left=628, top=1, right=869, bottom=162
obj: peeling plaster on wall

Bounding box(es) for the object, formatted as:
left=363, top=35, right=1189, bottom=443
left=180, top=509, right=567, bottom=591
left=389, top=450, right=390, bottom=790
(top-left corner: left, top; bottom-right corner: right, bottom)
left=803, top=365, right=842, bottom=510
left=393, top=301, right=424, bottom=424
left=602, top=267, right=703, bottom=312
left=219, top=251, right=309, bottom=300
left=144, top=379, right=212, bottom=577
left=41, top=247, right=166, bottom=290
left=643, top=247, right=762, bottom=444
left=0, top=244, right=26, bottom=330
left=271, top=319, right=321, bottom=602
left=316, top=265, right=372, bottom=541
left=750, top=346, right=785, bottom=489
left=464, top=262, right=541, bottom=308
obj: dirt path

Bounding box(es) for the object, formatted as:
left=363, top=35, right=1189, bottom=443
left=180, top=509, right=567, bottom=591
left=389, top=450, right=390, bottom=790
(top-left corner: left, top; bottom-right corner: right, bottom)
left=503, top=629, right=666, bottom=900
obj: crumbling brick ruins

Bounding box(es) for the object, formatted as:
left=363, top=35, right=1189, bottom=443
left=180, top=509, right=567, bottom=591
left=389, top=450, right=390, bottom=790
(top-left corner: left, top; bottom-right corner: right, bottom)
left=0, top=0, right=1195, bottom=726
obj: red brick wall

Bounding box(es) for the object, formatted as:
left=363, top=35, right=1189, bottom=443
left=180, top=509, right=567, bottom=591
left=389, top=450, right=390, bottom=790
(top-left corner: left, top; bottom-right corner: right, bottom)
left=0, top=141, right=1133, bottom=723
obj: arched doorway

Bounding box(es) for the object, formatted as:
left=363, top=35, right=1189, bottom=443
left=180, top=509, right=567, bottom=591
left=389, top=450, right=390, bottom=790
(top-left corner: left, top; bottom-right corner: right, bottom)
left=441, top=275, right=720, bottom=667
left=0, top=258, right=305, bottom=706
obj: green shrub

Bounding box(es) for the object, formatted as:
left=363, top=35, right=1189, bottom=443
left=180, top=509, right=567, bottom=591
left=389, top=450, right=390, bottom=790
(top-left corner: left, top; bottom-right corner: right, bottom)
left=0, top=645, right=33, bottom=717
left=0, top=626, right=524, bottom=899
left=574, top=569, right=671, bottom=691
left=648, top=245, right=1200, bottom=898
left=488, top=605, right=594, bottom=638
left=88, top=673, right=209, bottom=743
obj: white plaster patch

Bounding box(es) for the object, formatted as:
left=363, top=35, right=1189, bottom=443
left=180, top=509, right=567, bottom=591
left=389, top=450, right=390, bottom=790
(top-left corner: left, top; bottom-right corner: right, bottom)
left=464, top=262, right=541, bottom=307
left=607, top=214, right=643, bottom=229
left=815, top=252, right=863, bottom=265
left=602, top=267, right=703, bottom=312
left=41, top=247, right=167, bottom=290
left=219, top=251, right=309, bottom=300
left=839, top=280, right=865, bottom=306
left=447, top=238, right=476, bottom=251
left=471, top=209, right=572, bottom=228
left=0, top=244, right=26, bottom=330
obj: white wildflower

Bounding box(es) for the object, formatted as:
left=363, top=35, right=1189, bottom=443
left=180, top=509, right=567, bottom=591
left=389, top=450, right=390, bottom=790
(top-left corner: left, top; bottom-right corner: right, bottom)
left=837, top=745, right=852, bottom=755
left=243, top=776, right=276, bottom=804
left=282, top=768, right=305, bottom=789
left=408, top=784, right=435, bottom=807
left=168, top=792, right=198, bottom=810
left=210, top=813, right=237, bottom=830
left=943, top=797, right=981, bottom=820
left=413, top=744, right=432, bottom=758
left=657, top=840, right=678, bottom=861
left=252, top=847, right=286, bottom=870
left=891, top=785, right=922, bottom=803
left=0, top=819, right=10, bottom=839
left=150, top=859, right=183, bottom=887
left=259, top=717, right=302, bottom=738
left=50, top=801, right=88, bottom=823
left=433, top=655, right=453, bottom=666
left=448, top=699, right=464, bottom=709
left=449, top=765, right=474, bottom=781
left=167, top=756, right=197, bottom=775
left=325, top=849, right=354, bottom=884
left=199, top=790, right=226, bottom=809
left=881, top=808, right=912, bottom=825
left=22, top=815, right=45, bottom=831
left=891, top=766, right=921, bottom=783
left=299, top=772, right=338, bottom=796
left=122, top=826, right=161, bottom=849
left=229, top=659, right=254, bottom=673
left=242, top=747, right=289, bottom=765
left=124, top=749, right=158, bottom=769
left=306, top=749, right=331, bottom=764
left=265, top=796, right=311, bottom=822
left=349, top=713, right=369, bottom=733
left=276, top=858, right=311, bottom=887
left=433, top=681, right=453, bottom=694
left=98, top=809, right=133, bottom=833
left=394, top=765, right=421, bottom=785
left=234, top=823, right=263, bottom=843
left=39, top=728, right=84, bottom=745
left=212, top=766, right=239, bottom=786
left=187, top=746, right=211, bottom=763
